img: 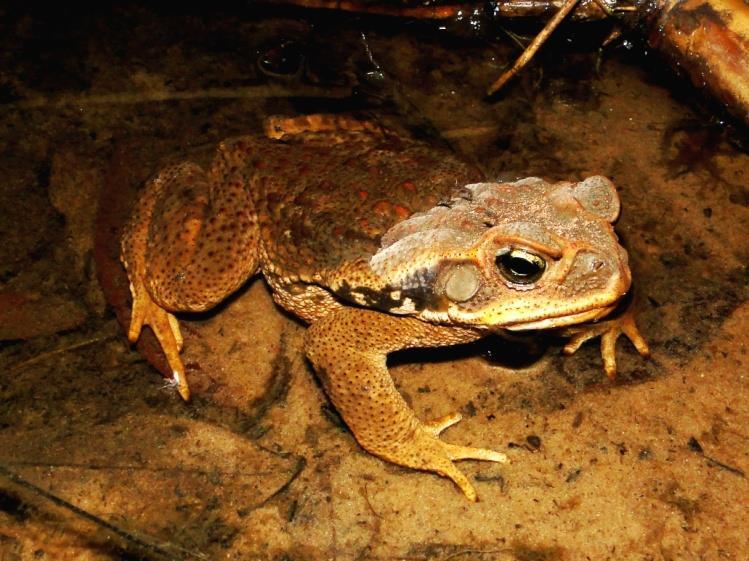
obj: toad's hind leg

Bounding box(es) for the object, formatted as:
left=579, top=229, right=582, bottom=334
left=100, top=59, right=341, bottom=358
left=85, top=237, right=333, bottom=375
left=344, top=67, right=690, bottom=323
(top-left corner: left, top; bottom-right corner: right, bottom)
left=121, top=155, right=261, bottom=399
left=305, top=308, right=508, bottom=501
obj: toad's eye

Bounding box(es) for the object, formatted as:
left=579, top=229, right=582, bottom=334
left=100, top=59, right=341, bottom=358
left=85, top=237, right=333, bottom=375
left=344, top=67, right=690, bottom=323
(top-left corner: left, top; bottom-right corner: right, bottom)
left=496, top=249, right=546, bottom=285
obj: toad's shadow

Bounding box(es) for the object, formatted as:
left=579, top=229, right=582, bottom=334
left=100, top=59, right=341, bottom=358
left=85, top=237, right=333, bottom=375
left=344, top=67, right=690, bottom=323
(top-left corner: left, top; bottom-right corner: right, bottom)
left=388, top=332, right=551, bottom=370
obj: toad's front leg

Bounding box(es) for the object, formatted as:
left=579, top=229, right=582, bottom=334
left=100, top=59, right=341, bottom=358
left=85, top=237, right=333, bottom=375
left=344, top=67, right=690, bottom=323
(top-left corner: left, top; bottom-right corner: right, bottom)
left=561, top=295, right=650, bottom=378
left=305, top=308, right=508, bottom=501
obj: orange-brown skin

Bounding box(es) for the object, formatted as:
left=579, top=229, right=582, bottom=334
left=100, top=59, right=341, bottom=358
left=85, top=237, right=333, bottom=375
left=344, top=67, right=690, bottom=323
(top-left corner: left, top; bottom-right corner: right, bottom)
left=121, top=114, right=648, bottom=500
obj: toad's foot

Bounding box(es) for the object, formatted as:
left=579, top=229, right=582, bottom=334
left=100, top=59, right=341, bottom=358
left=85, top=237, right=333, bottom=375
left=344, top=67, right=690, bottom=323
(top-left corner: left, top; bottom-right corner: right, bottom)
left=561, top=304, right=650, bottom=379
left=127, top=279, right=190, bottom=400
left=305, top=308, right=507, bottom=501
left=423, top=412, right=464, bottom=436
left=392, top=417, right=508, bottom=501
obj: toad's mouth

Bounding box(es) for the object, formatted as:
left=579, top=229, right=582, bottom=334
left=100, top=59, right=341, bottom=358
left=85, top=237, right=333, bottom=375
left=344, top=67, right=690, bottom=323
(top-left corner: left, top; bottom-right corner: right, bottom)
left=502, top=303, right=617, bottom=331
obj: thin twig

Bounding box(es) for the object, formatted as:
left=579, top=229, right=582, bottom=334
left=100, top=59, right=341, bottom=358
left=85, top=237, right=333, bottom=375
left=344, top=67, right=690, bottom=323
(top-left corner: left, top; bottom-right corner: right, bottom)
left=596, top=26, right=623, bottom=74
left=497, top=25, right=533, bottom=51
left=487, top=0, right=582, bottom=95
left=237, top=456, right=307, bottom=516
left=257, top=0, right=610, bottom=20
left=2, top=460, right=277, bottom=478
left=705, top=457, right=746, bottom=478
left=686, top=437, right=746, bottom=478
left=259, top=0, right=474, bottom=19
left=8, top=334, right=115, bottom=374
left=2, top=84, right=352, bottom=110
left=0, top=463, right=204, bottom=560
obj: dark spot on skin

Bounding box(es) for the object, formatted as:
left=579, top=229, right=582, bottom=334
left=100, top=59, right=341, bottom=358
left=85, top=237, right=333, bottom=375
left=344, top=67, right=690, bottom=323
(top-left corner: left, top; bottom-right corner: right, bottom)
left=334, top=271, right=442, bottom=313
left=462, top=401, right=477, bottom=417
left=526, top=435, right=542, bottom=449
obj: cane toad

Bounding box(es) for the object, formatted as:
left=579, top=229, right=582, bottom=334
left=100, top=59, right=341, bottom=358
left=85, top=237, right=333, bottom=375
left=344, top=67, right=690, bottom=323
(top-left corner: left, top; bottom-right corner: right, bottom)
left=121, top=114, right=649, bottom=500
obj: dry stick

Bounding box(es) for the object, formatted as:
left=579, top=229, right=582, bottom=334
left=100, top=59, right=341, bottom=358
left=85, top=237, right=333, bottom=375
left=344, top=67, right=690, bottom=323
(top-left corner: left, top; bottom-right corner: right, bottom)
left=260, top=0, right=611, bottom=20
left=4, top=460, right=277, bottom=478
left=2, top=84, right=352, bottom=110
left=259, top=0, right=471, bottom=18
left=487, top=0, right=582, bottom=95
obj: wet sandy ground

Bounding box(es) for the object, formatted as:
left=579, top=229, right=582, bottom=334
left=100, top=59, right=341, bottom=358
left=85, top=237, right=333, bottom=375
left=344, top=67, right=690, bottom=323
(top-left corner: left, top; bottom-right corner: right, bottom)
left=1, top=3, right=748, bottom=560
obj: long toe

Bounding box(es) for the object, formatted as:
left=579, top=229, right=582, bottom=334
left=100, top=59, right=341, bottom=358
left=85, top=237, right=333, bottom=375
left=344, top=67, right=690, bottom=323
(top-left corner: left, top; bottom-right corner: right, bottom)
left=128, top=286, right=190, bottom=400
left=444, top=443, right=508, bottom=463
left=423, top=412, right=463, bottom=436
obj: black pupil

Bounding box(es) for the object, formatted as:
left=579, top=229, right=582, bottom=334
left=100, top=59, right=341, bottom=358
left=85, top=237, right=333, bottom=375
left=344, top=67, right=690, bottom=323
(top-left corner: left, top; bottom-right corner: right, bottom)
left=506, top=256, right=538, bottom=277
left=497, top=251, right=545, bottom=284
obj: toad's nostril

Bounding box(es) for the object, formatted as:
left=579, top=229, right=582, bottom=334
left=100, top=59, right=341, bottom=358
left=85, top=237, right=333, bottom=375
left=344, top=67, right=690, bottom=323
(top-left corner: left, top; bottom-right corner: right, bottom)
left=575, top=252, right=607, bottom=274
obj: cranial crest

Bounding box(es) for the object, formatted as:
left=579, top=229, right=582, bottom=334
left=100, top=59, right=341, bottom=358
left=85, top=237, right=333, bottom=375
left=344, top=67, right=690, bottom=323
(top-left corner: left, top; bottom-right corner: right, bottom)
left=570, top=175, right=620, bottom=223
left=369, top=176, right=623, bottom=294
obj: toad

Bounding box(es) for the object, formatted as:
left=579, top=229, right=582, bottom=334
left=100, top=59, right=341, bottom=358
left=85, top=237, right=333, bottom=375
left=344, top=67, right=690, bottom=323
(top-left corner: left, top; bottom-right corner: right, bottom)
left=121, top=114, right=649, bottom=500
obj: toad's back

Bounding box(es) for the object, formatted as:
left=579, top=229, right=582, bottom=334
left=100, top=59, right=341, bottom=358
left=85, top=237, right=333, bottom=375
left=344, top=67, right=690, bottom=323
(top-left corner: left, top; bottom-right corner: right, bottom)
left=226, top=131, right=483, bottom=279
